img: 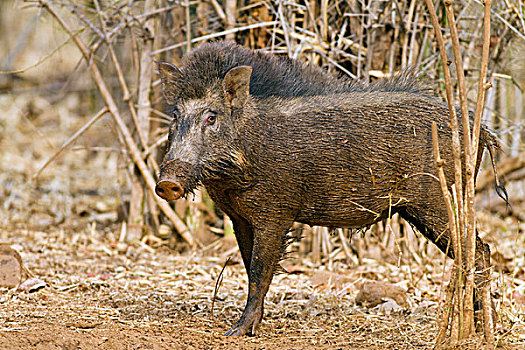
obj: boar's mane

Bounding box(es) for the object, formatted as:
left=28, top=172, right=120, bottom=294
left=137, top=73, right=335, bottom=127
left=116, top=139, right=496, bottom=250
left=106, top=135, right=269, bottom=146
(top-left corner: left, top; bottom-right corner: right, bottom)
left=170, top=41, right=431, bottom=101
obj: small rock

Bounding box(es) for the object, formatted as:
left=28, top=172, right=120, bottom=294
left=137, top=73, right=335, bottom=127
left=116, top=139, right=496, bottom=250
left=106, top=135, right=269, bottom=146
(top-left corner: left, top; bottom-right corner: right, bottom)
left=115, top=266, right=125, bottom=273
left=157, top=224, right=171, bottom=239
left=19, top=278, right=46, bottom=293
left=94, top=201, right=110, bottom=212
left=375, top=298, right=404, bottom=314
left=355, top=280, right=409, bottom=309
left=0, top=244, right=23, bottom=288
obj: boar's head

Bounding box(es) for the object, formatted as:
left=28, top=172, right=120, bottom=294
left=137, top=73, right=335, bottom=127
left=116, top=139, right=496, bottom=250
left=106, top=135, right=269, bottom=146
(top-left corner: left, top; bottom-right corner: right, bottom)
left=155, top=62, right=252, bottom=201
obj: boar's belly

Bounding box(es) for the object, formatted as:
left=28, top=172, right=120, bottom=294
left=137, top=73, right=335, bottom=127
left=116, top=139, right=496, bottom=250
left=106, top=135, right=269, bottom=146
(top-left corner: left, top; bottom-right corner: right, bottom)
left=295, top=194, right=394, bottom=229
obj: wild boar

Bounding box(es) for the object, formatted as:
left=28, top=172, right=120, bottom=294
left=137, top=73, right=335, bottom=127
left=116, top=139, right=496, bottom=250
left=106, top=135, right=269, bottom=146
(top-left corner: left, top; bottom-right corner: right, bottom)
left=155, top=41, right=505, bottom=336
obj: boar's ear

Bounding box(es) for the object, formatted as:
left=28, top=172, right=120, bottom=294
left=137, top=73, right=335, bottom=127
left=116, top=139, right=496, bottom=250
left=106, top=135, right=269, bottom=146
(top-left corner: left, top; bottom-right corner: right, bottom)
left=223, top=66, right=252, bottom=109
left=158, top=61, right=182, bottom=104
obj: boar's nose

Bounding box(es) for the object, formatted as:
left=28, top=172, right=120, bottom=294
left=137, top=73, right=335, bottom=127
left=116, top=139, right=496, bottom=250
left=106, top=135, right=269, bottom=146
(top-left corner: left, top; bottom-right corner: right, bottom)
left=155, top=180, right=184, bottom=201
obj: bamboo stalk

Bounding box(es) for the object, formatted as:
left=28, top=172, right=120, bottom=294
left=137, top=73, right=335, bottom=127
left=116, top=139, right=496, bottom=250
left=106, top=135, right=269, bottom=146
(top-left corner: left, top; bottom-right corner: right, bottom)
left=312, top=226, right=320, bottom=264
left=126, top=0, right=157, bottom=240
left=321, top=0, right=328, bottom=41
left=185, top=0, right=191, bottom=53
left=471, top=0, right=494, bottom=185
left=431, top=120, right=463, bottom=345
left=451, top=184, right=465, bottom=338
left=424, top=0, right=465, bottom=248
left=436, top=253, right=457, bottom=346
left=482, top=265, right=495, bottom=346
left=431, top=122, right=461, bottom=277
left=425, top=0, right=467, bottom=342
left=209, top=0, right=226, bottom=22
left=225, top=0, right=236, bottom=41
left=443, top=0, right=475, bottom=334
left=337, top=229, right=353, bottom=264
left=475, top=1, right=496, bottom=345
left=277, top=0, right=292, bottom=57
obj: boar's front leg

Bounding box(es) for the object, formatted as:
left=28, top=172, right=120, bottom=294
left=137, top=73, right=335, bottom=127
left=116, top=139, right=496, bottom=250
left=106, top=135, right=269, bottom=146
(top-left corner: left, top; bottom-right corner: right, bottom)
left=229, top=214, right=254, bottom=274
left=225, top=218, right=293, bottom=336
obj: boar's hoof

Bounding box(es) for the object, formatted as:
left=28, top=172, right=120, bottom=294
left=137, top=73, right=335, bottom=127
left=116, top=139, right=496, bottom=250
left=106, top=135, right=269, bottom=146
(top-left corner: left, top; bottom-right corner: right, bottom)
left=155, top=180, right=184, bottom=201
left=224, top=325, right=254, bottom=337
left=224, top=307, right=263, bottom=336
left=224, top=328, right=246, bottom=337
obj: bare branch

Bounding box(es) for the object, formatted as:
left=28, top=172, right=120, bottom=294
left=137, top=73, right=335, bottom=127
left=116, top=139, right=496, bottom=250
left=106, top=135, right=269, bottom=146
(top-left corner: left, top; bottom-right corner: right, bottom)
left=32, top=107, right=109, bottom=181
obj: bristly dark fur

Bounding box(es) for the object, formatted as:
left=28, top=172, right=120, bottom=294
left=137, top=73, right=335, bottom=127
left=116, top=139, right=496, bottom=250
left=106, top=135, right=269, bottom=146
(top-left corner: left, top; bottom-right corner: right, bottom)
left=170, top=41, right=431, bottom=102
left=274, top=227, right=304, bottom=274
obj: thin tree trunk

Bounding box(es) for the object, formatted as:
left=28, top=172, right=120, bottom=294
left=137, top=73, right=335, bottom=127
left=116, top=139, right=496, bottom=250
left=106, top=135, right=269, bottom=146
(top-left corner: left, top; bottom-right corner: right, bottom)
left=128, top=0, right=156, bottom=241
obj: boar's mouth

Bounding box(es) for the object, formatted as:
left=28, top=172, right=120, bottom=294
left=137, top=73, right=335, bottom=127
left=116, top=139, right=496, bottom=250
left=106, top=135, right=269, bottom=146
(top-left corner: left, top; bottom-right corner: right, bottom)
left=156, top=160, right=202, bottom=201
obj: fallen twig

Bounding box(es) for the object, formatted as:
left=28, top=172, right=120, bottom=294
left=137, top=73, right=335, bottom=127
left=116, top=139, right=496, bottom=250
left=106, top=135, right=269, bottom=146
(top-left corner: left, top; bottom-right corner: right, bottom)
left=211, top=257, right=231, bottom=317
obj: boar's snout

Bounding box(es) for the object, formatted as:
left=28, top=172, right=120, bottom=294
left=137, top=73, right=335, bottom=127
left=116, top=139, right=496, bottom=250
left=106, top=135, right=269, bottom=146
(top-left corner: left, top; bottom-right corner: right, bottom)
left=155, top=180, right=184, bottom=201
left=156, top=160, right=193, bottom=201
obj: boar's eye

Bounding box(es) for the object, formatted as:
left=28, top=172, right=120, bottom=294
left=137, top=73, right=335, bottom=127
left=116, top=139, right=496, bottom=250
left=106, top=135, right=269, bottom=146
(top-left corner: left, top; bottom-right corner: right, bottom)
left=168, top=105, right=180, bottom=120
left=204, top=113, right=217, bottom=126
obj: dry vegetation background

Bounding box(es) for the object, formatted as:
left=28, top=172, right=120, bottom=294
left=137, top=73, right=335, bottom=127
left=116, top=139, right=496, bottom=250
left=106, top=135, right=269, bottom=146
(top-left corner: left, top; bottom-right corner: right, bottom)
left=0, top=0, right=524, bottom=349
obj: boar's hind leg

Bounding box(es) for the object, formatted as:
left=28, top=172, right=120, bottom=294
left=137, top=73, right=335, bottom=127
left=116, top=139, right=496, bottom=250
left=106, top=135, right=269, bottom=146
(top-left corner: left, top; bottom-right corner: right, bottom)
left=398, top=202, right=491, bottom=317
left=225, top=219, right=293, bottom=336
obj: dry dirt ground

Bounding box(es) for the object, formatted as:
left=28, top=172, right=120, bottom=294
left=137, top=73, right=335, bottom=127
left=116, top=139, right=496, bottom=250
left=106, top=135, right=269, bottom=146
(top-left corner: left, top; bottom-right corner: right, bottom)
left=0, top=221, right=523, bottom=350
left=0, top=226, right=441, bottom=350
left=1, top=80, right=525, bottom=350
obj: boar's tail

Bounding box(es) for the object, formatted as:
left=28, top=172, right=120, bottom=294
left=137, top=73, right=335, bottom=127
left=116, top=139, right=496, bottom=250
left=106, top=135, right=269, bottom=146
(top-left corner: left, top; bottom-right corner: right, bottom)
left=483, top=130, right=510, bottom=210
